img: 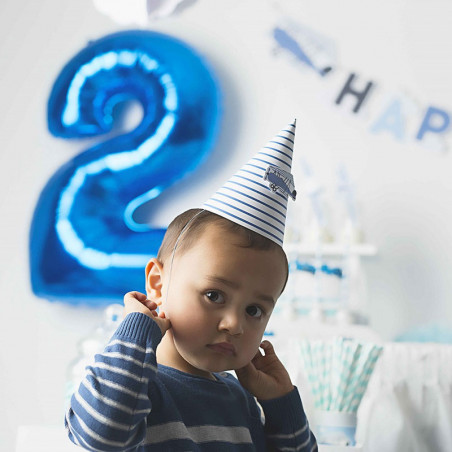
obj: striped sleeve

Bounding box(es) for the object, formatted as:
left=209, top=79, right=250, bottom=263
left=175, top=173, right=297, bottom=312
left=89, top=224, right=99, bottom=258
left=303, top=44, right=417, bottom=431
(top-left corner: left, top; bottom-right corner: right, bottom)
left=65, top=312, right=162, bottom=451
left=259, top=387, right=318, bottom=452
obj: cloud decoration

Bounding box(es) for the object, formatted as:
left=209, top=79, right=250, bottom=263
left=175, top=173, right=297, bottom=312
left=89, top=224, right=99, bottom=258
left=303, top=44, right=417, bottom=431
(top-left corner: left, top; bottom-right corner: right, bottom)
left=93, top=0, right=195, bottom=25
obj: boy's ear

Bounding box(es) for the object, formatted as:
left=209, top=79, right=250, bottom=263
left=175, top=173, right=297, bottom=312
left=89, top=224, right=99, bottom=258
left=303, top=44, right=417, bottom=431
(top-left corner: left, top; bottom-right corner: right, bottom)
left=145, top=258, right=164, bottom=303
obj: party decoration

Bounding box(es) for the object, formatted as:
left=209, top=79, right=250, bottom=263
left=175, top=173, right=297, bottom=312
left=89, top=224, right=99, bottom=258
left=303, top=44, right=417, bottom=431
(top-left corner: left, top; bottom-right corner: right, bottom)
left=299, top=338, right=382, bottom=445
left=273, top=17, right=452, bottom=152
left=396, top=323, right=452, bottom=343
left=273, top=27, right=333, bottom=77
left=203, top=121, right=297, bottom=247
left=30, top=30, right=221, bottom=305
left=93, top=0, right=195, bottom=25
left=65, top=304, right=123, bottom=407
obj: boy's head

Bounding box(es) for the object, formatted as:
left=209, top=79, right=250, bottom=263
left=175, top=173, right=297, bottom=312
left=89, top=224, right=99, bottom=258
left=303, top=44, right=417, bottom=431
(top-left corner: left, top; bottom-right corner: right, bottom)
left=157, top=208, right=289, bottom=289
left=145, top=209, right=288, bottom=378
left=146, top=120, right=297, bottom=378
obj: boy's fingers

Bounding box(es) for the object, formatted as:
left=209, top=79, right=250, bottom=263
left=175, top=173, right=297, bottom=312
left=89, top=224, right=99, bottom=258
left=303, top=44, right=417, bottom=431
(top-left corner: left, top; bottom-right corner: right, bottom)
left=125, top=291, right=147, bottom=302
left=143, top=299, right=158, bottom=309
left=235, top=362, right=255, bottom=381
left=260, top=340, right=275, bottom=356
left=251, top=348, right=263, bottom=363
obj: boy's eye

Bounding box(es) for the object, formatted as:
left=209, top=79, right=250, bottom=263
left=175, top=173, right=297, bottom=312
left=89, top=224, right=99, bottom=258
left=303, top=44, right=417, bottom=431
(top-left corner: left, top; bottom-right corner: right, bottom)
left=246, top=305, right=263, bottom=318
left=205, top=291, right=224, bottom=304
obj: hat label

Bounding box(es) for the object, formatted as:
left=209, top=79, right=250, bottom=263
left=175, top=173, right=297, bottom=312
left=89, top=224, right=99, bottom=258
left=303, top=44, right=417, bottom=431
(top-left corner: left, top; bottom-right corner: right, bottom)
left=264, top=165, right=297, bottom=201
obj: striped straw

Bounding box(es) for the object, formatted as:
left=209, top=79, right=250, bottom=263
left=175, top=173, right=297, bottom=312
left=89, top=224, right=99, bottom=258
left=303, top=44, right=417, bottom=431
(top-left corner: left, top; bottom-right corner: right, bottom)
left=347, top=345, right=383, bottom=413
left=336, top=340, right=362, bottom=411
left=300, top=340, right=321, bottom=408
left=299, top=338, right=383, bottom=413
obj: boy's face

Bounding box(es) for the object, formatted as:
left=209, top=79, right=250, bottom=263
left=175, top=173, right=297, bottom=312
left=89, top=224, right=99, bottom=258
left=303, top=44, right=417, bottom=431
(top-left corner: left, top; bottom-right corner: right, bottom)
left=149, top=222, right=287, bottom=379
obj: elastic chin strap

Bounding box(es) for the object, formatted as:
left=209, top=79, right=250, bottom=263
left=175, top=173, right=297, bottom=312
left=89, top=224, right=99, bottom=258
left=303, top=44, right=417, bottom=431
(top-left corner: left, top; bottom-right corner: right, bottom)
left=163, top=209, right=206, bottom=308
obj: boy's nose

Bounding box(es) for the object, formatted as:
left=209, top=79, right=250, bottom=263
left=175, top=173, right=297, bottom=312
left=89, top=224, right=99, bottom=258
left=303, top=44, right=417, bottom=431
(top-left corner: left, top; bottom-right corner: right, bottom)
left=218, top=311, right=243, bottom=336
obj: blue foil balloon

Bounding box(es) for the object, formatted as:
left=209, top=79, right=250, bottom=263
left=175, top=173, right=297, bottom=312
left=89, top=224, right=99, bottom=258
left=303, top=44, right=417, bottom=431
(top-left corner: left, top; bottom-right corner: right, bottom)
left=30, top=30, right=221, bottom=305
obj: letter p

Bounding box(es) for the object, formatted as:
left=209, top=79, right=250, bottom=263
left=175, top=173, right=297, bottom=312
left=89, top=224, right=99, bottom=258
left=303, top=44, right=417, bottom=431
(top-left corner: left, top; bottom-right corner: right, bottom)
left=417, top=106, right=450, bottom=141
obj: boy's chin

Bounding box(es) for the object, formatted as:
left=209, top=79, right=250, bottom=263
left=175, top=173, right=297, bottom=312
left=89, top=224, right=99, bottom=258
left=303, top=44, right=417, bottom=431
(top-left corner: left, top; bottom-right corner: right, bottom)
left=202, top=361, right=249, bottom=374
left=200, top=364, right=231, bottom=373
left=188, top=353, right=255, bottom=374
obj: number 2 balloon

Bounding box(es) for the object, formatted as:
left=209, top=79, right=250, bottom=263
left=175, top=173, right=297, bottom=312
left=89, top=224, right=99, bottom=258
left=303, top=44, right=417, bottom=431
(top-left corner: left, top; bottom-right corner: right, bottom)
left=30, top=30, right=221, bottom=306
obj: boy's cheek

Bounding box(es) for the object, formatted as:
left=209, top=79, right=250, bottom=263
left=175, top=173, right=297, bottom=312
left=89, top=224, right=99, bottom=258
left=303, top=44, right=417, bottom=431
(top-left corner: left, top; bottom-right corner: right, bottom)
left=234, top=347, right=260, bottom=369
left=176, top=312, right=211, bottom=340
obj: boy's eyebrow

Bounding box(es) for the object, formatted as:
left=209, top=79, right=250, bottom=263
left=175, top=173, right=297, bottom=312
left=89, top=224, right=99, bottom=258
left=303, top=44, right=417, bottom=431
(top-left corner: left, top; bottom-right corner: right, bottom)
left=256, top=293, right=276, bottom=306
left=206, top=276, right=240, bottom=289
left=205, top=276, right=275, bottom=305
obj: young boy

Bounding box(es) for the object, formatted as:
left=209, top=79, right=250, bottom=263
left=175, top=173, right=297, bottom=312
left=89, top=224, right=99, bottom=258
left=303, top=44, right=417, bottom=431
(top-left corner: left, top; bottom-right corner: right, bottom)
left=66, top=121, right=317, bottom=451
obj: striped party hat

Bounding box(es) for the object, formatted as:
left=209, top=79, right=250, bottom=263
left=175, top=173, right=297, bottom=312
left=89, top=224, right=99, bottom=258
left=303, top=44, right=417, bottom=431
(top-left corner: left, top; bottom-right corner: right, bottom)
left=203, top=120, right=297, bottom=246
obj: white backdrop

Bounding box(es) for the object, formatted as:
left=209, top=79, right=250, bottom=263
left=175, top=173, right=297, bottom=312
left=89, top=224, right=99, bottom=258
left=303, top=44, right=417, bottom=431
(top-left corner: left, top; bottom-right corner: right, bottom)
left=1, top=0, right=452, bottom=449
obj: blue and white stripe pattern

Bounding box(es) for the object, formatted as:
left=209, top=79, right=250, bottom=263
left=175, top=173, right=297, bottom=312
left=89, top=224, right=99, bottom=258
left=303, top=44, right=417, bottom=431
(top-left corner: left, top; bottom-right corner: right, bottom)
left=203, top=121, right=297, bottom=246
left=65, top=312, right=317, bottom=451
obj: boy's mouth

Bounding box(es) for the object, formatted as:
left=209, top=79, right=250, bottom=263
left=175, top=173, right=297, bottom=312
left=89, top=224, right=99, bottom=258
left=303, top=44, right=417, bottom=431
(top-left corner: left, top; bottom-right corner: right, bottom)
left=207, top=342, right=236, bottom=356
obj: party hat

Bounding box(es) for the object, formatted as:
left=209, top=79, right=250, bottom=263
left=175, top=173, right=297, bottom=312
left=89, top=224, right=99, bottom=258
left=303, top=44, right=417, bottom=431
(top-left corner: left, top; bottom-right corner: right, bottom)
left=203, top=120, right=297, bottom=246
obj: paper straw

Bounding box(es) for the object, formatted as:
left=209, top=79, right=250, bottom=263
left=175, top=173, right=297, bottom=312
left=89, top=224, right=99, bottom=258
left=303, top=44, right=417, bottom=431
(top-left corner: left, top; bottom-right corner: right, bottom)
left=300, top=340, right=321, bottom=408
left=348, top=345, right=382, bottom=412
left=342, top=342, right=370, bottom=411
left=298, top=338, right=383, bottom=414
left=338, top=341, right=363, bottom=411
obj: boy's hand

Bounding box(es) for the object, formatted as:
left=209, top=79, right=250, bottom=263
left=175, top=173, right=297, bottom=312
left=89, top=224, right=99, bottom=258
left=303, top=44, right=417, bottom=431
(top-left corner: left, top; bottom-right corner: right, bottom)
left=123, top=291, right=171, bottom=335
left=235, top=340, right=294, bottom=401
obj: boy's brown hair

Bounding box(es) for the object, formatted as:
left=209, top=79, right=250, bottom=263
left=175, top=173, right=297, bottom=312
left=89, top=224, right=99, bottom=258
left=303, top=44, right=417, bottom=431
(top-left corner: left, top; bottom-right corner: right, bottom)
left=157, top=208, right=289, bottom=293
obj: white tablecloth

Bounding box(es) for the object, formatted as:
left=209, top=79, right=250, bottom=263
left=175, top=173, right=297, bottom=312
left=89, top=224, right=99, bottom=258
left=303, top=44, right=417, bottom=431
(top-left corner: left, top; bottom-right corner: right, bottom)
left=16, top=425, right=362, bottom=452
left=356, top=342, right=452, bottom=452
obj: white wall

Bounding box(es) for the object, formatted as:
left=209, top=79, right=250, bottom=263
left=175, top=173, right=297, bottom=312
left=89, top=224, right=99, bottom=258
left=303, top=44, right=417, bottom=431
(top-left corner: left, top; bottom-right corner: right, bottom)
left=1, top=0, right=452, bottom=449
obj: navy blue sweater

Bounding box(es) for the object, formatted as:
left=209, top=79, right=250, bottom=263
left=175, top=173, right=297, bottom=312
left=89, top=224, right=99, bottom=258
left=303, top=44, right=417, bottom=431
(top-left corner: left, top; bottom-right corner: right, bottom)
left=65, top=312, right=317, bottom=451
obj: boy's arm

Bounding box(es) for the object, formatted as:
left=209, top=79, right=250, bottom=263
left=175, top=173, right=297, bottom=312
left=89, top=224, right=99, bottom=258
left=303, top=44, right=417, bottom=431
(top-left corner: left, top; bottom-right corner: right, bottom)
left=65, top=311, right=162, bottom=452
left=259, top=388, right=318, bottom=452
left=236, top=340, right=317, bottom=451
